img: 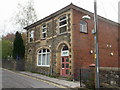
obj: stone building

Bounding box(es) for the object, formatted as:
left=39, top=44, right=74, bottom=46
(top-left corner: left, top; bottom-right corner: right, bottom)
left=24, top=3, right=119, bottom=81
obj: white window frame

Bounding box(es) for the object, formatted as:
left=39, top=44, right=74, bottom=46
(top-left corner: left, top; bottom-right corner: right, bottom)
left=37, top=49, right=50, bottom=67
left=80, top=21, right=87, bottom=33
left=29, top=30, right=34, bottom=42
left=59, top=15, right=68, bottom=34
left=41, top=25, right=47, bottom=39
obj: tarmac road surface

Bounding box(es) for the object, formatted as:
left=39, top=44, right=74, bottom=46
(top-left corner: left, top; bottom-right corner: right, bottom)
left=2, top=69, right=65, bottom=89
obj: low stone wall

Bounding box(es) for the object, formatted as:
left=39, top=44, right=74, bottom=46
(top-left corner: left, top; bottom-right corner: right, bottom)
left=75, top=67, right=120, bottom=88
left=2, top=60, right=15, bottom=70
left=100, top=67, right=120, bottom=87
left=2, top=59, right=25, bottom=71
left=34, top=67, right=50, bottom=75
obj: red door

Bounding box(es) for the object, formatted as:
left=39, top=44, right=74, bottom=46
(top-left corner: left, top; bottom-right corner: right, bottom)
left=61, top=56, right=69, bottom=76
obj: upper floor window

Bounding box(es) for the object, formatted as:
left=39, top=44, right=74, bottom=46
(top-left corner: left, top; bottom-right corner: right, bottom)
left=37, top=49, right=50, bottom=67
left=80, top=20, right=87, bottom=33
left=42, top=25, right=47, bottom=39
left=59, top=15, right=68, bottom=34
left=29, top=30, right=34, bottom=42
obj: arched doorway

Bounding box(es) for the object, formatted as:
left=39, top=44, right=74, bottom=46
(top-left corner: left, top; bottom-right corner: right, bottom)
left=61, top=45, right=69, bottom=76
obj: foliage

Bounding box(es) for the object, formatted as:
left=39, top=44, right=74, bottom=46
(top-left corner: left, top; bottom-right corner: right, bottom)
left=1, top=40, right=13, bottom=59
left=14, top=0, right=37, bottom=31
left=84, top=76, right=95, bottom=90
left=13, top=31, right=25, bottom=59
left=66, top=76, right=73, bottom=81
left=2, top=33, right=15, bottom=42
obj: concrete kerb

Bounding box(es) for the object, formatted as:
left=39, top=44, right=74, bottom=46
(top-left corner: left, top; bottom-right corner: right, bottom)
left=19, top=71, right=81, bottom=88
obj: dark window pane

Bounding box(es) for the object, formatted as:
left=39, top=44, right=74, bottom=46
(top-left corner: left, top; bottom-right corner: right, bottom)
left=62, top=46, right=68, bottom=51
left=30, top=38, right=33, bottom=42
left=42, top=25, right=46, bottom=28
left=42, top=28, right=46, bottom=32
left=62, top=64, right=64, bottom=68
left=66, top=58, right=69, bottom=62
left=39, top=50, right=41, bottom=53
left=42, top=33, right=46, bottom=38
left=60, top=16, right=66, bottom=21
left=66, top=70, right=69, bottom=74
left=62, top=57, right=64, bottom=62
left=47, top=49, right=50, bottom=52
left=66, top=64, right=69, bottom=68
left=43, top=49, right=46, bottom=52
left=60, top=26, right=67, bottom=33
left=60, top=20, right=67, bottom=26
left=29, top=50, right=31, bottom=53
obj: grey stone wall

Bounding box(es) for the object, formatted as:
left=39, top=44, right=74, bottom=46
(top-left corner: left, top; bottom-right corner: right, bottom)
left=35, top=27, right=40, bottom=41
left=100, top=68, right=120, bottom=88
left=25, top=12, right=71, bottom=76
left=47, top=33, right=71, bottom=75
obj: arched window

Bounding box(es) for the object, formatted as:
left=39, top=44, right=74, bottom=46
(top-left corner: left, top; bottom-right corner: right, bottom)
left=59, top=15, right=68, bottom=34
left=37, top=49, right=50, bottom=66
left=61, top=45, right=69, bottom=56
left=41, top=24, right=47, bottom=39
left=28, top=49, right=32, bottom=54
left=29, top=30, right=34, bottom=42
left=80, top=20, right=87, bottom=33
left=62, top=45, right=68, bottom=51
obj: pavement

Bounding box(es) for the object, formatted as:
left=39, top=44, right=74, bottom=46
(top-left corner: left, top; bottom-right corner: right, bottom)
left=19, top=71, right=84, bottom=88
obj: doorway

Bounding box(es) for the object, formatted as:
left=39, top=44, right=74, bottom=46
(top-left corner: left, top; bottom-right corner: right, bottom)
left=61, top=45, right=69, bottom=76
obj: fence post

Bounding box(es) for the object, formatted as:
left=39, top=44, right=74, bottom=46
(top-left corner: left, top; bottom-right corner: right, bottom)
left=80, top=68, right=82, bottom=87
left=89, top=64, right=95, bottom=89
left=13, top=61, right=16, bottom=71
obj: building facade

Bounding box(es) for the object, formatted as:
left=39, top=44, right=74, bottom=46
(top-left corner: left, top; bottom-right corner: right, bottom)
left=24, top=4, right=119, bottom=80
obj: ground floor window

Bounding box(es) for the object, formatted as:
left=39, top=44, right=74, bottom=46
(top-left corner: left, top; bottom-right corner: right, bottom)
left=37, top=49, right=50, bottom=67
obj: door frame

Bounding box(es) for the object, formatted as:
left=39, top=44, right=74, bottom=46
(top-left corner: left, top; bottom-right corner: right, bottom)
left=60, top=46, right=69, bottom=76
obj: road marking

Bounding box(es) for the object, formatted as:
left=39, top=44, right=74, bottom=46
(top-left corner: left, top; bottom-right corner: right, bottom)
left=2, top=68, right=66, bottom=88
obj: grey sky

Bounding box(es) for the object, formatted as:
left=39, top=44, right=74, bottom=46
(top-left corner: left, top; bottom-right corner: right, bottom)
left=0, top=0, right=119, bottom=37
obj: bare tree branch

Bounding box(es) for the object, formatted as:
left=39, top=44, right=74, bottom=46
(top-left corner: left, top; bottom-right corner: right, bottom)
left=14, top=0, right=38, bottom=32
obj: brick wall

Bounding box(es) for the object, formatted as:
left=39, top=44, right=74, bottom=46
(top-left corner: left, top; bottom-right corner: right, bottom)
left=72, top=9, right=119, bottom=78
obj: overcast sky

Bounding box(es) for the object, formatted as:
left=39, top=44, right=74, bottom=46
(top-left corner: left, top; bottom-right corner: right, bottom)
left=0, top=0, right=119, bottom=37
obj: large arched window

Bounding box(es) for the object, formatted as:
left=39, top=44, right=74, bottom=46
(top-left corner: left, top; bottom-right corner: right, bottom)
left=80, top=20, right=87, bottom=33
left=37, top=49, right=50, bottom=66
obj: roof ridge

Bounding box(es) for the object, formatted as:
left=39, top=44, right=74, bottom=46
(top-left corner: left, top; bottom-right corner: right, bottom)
left=24, top=3, right=119, bottom=30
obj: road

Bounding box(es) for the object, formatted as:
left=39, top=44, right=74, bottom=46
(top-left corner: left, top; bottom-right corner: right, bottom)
left=2, top=69, right=65, bottom=89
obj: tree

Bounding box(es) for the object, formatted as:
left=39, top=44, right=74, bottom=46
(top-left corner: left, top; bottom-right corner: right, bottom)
left=1, top=33, right=14, bottom=60
left=14, top=0, right=37, bottom=32
left=13, top=31, right=25, bottom=60
left=1, top=40, right=13, bottom=59
left=2, top=33, right=15, bottom=42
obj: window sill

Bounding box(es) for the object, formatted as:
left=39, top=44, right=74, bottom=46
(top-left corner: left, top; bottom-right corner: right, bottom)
left=41, top=38, right=46, bottom=40
left=80, top=32, right=88, bottom=34
left=37, top=65, right=50, bottom=67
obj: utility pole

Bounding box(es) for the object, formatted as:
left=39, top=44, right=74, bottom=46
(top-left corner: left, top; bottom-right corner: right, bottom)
left=94, top=0, right=100, bottom=88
